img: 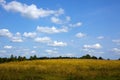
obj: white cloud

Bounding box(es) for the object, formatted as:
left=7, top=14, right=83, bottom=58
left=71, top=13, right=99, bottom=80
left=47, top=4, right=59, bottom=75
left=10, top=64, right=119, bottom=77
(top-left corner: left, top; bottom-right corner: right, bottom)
left=1, top=1, right=64, bottom=19
left=66, top=16, right=71, bottom=22
left=83, top=43, right=102, bottom=49
left=0, top=29, right=23, bottom=42
left=82, top=48, right=104, bottom=56
left=34, top=37, right=51, bottom=43
left=0, top=0, right=4, bottom=3
left=112, top=48, right=120, bottom=54
left=31, top=50, right=36, bottom=54
left=11, top=37, right=23, bottom=42
left=75, top=32, right=86, bottom=38
left=0, top=0, right=6, bottom=4
left=112, top=39, right=120, bottom=45
left=4, top=45, right=12, bottom=49
left=23, top=32, right=36, bottom=38
left=45, top=49, right=58, bottom=54
left=33, top=46, right=37, bottom=49
left=15, top=32, right=21, bottom=36
left=69, top=22, right=82, bottom=27
left=112, top=40, right=120, bottom=43
left=37, top=26, right=68, bottom=34
left=54, top=8, right=64, bottom=16
left=11, top=32, right=23, bottom=42
left=51, top=16, right=71, bottom=24
left=0, top=29, right=13, bottom=38
left=51, top=17, right=62, bottom=24
left=76, top=22, right=82, bottom=26
left=49, top=41, right=67, bottom=47
left=97, top=36, right=104, bottom=39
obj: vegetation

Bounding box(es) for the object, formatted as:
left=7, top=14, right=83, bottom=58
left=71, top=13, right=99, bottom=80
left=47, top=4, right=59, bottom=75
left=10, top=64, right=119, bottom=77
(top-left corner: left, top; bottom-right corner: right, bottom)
left=1, top=54, right=120, bottom=64
left=0, top=54, right=120, bottom=80
left=0, top=54, right=106, bottom=63
left=0, top=59, right=120, bottom=80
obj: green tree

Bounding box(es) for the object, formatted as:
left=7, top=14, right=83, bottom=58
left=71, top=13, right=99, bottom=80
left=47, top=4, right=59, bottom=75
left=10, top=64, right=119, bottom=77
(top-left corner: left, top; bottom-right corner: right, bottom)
left=33, top=55, right=37, bottom=60
left=98, top=57, right=103, bottom=60
left=91, top=56, right=97, bottom=59
left=9, top=54, right=17, bottom=61
left=81, top=54, right=91, bottom=59
left=30, top=55, right=38, bottom=60
left=18, top=56, right=23, bottom=61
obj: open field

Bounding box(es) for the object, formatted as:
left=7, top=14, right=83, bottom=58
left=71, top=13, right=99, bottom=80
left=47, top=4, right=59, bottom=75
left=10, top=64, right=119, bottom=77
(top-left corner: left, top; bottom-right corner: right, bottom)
left=0, top=59, right=120, bottom=80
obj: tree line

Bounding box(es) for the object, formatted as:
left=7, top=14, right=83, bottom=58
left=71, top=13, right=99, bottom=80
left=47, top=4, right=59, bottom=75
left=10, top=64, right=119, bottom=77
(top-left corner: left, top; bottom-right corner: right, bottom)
left=0, top=54, right=120, bottom=63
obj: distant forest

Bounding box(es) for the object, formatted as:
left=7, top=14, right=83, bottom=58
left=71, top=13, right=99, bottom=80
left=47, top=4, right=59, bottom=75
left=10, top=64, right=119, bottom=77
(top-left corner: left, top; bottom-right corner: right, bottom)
left=0, top=54, right=120, bottom=63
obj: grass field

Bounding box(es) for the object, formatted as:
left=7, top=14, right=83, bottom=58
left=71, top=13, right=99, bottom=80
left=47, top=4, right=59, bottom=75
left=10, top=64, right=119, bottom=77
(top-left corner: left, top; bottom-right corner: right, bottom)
left=0, top=59, right=120, bottom=80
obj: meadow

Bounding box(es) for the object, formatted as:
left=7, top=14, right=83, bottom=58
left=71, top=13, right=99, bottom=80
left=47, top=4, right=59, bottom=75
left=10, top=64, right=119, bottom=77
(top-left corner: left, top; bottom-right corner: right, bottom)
left=0, top=59, right=120, bottom=80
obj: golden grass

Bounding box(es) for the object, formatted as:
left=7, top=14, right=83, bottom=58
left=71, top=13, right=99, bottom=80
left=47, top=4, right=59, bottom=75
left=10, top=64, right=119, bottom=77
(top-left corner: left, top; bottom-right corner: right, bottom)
left=0, top=59, right=120, bottom=80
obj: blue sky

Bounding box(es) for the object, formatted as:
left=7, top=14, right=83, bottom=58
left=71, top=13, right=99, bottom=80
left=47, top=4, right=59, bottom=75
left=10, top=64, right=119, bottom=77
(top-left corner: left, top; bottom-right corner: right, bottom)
left=0, top=0, right=120, bottom=59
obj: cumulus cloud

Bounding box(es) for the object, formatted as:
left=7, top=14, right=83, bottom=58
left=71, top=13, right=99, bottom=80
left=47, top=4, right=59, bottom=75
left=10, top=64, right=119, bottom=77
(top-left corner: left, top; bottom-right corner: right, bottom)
left=112, top=39, right=120, bottom=45
left=82, top=48, right=104, bottom=56
left=15, top=32, right=21, bottom=36
left=49, top=41, right=67, bottom=47
left=0, top=29, right=13, bottom=38
left=34, top=37, right=51, bottom=43
left=69, top=22, right=82, bottom=27
left=11, top=37, right=23, bottom=42
left=1, top=0, right=64, bottom=19
left=51, top=17, right=62, bottom=24
left=97, top=36, right=104, bottom=39
left=54, top=8, right=64, bottom=16
left=31, top=50, right=36, bottom=54
left=51, top=16, right=71, bottom=24
left=33, top=46, right=37, bottom=49
left=75, top=32, right=86, bottom=38
left=45, top=49, right=58, bottom=54
left=112, top=48, right=120, bottom=54
left=0, top=0, right=6, bottom=4
left=11, top=32, right=23, bottom=42
left=23, top=32, right=36, bottom=38
left=0, top=29, right=23, bottom=42
left=83, top=43, right=102, bottom=49
left=37, top=26, right=68, bottom=34
left=66, top=16, right=71, bottom=22
left=4, top=45, right=12, bottom=49
left=0, top=0, right=5, bottom=3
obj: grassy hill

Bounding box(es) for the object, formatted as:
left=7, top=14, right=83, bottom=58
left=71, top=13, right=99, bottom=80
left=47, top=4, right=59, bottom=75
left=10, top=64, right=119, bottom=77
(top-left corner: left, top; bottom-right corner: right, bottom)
left=0, top=59, right=120, bottom=80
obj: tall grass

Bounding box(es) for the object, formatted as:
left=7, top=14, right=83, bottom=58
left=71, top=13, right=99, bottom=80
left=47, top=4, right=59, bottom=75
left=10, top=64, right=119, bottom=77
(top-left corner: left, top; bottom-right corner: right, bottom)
left=0, top=59, right=120, bottom=80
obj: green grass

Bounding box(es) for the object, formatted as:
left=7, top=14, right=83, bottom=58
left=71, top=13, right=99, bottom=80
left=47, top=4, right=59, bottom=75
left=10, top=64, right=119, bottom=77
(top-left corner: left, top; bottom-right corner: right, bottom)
left=0, top=59, right=120, bottom=80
